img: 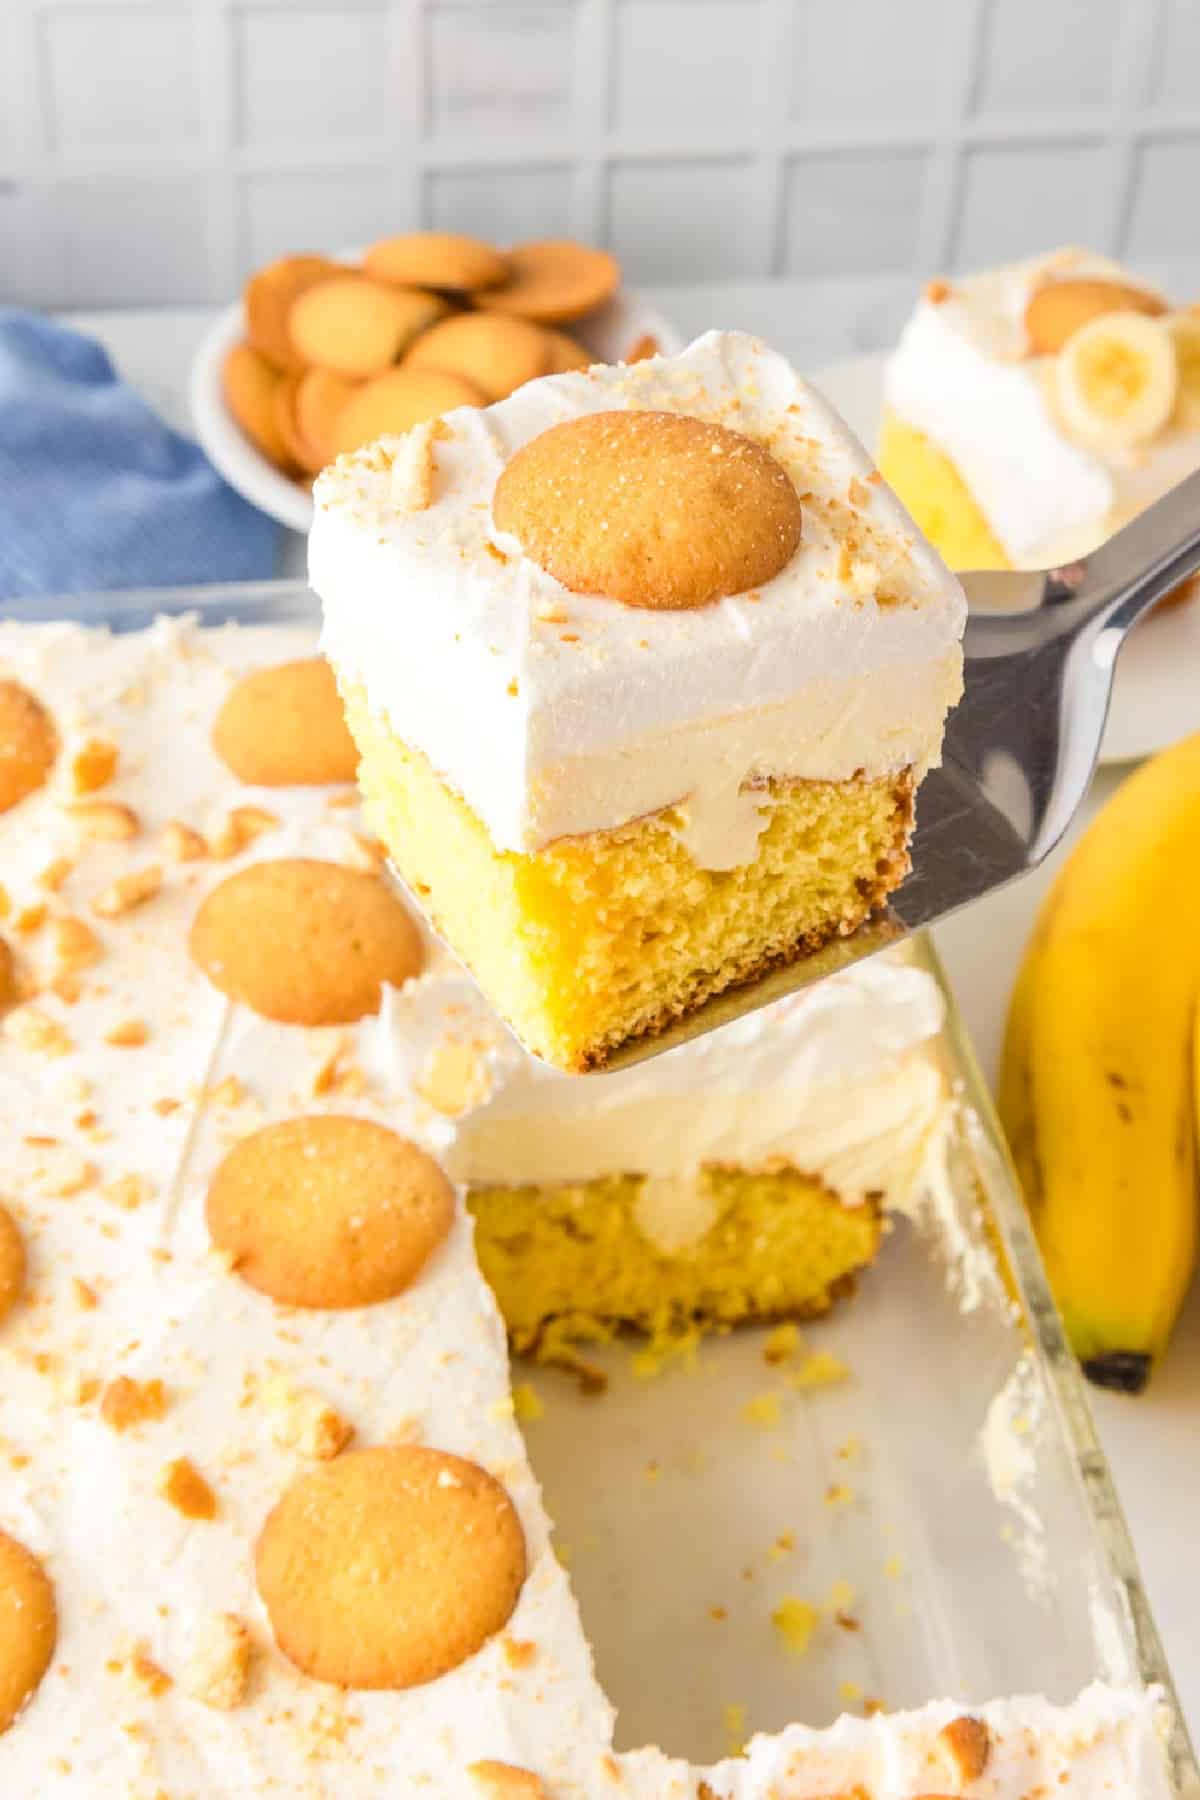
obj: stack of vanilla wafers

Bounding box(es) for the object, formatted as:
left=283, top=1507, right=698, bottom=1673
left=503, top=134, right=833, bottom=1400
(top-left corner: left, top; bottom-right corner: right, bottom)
left=223, top=232, right=657, bottom=486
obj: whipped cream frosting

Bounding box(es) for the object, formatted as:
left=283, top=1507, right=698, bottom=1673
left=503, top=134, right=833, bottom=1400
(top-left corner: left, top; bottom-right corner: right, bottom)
left=623, top=1685, right=1172, bottom=1800
left=0, top=618, right=611, bottom=1798
left=313, top=331, right=965, bottom=867
left=381, top=952, right=948, bottom=1252
left=885, top=248, right=1200, bottom=567
left=0, top=616, right=1169, bottom=1799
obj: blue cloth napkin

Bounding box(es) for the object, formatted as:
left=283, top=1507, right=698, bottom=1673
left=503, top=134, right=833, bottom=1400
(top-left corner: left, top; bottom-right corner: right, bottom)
left=0, top=308, right=279, bottom=601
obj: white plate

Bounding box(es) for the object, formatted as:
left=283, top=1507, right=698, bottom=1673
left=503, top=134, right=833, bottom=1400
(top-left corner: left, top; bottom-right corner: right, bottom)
left=190, top=274, right=684, bottom=536
left=814, top=351, right=1200, bottom=766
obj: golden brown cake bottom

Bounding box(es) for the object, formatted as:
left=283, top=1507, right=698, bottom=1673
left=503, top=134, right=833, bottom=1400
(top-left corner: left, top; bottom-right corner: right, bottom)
left=341, top=682, right=915, bottom=1073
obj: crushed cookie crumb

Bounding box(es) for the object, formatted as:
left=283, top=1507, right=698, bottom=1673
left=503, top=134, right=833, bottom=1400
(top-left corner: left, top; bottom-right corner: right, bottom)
left=208, top=805, right=279, bottom=859
left=163, top=819, right=207, bottom=863
left=93, top=865, right=162, bottom=919
left=73, top=1278, right=99, bottom=1310
left=14, top=902, right=47, bottom=935
left=310, top=1040, right=345, bottom=1097
left=67, top=799, right=140, bottom=841
left=100, top=1173, right=153, bottom=1211
left=104, top=1018, right=149, bottom=1048
left=501, top=1636, right=537, bottom=1670
left=72, top=739, right=119, bottom=794
left=938, top=1715, right=992, bottom=1784
left=205, top=1075, right=247, bottom=1109
left=52, top=915, right=104, bottom=976
left=183, top=1613, right=253, bottom=1710
left=158, top=1457, right=217, bottom=1520
left=263, top=1376, right=354, bottom=1461
left=469, top=1761, right=549, bottom=1800
left=36, top=1145, right=96, bottom=1197
left=37, top=856, right=75, bottom=893
left=5, top=1004, right=73, bottom=1057
left=925, top=277, right=952, bottom=305
left=128, top=1644, right=172, bottom=1697
left=386, top=415, right=445, bottom=511
left=100, top=1376, right=168, bottom=1430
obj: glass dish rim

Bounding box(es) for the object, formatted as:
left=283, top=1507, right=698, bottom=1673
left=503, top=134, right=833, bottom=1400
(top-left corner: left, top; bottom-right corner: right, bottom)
left=5, top=575, right=1195, bottom=1792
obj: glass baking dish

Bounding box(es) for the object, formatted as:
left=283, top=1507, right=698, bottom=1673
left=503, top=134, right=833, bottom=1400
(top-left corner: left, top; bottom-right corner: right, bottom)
left=5, top=577, right=1195, bottom=1793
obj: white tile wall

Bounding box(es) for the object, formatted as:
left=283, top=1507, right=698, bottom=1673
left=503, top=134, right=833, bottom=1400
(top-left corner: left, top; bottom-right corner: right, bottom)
left=2, top=0, right=1198, bottom=309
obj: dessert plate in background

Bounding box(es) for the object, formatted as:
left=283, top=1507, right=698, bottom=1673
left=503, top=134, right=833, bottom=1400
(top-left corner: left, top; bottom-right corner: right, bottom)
left=190, top=275, right=683, bottom=536
left=815, top=352, right=1200, bottom=766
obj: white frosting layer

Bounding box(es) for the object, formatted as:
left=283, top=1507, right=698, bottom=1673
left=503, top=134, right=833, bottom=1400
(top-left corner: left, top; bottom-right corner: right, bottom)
left=0, top=618, right=613, bottom=1799
left=314, top=331, right=965, bottom=864
left=381, top=955, right=948, bottom=1249
left=623, top=1685, right=1173, bottom=1800
left=0, top=617, right=1168, bottom=1799
left=885, top=248, right=1200, bottom=567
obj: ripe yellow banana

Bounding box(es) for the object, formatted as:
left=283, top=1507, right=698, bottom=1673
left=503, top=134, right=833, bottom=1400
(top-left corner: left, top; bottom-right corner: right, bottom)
left=997, top=730, right=1200, bottom=1392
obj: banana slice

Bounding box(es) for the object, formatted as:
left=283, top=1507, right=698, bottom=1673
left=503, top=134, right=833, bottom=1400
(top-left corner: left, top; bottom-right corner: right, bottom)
left=1057, top=311, right=1177, bottom=450
left=1168, top=313, right=1200, bottom=430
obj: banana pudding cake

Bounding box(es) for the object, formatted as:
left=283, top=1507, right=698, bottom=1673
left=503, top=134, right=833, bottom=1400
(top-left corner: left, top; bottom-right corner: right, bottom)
left=0, top=615, right=1171, bottom=1797
left=389, top=954, right=946, bottom=1363
left=313, top=331, right=966, bottom=1072
left=879, top=248, right=1200, bottom=576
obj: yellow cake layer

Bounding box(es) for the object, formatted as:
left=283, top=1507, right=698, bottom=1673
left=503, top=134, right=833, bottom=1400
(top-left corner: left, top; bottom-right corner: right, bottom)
left=878, top=409, right=1010, bottom=572
left=468, top=1166, right=882, bottom=1358
left=342, top=683, right=913, bottom=1072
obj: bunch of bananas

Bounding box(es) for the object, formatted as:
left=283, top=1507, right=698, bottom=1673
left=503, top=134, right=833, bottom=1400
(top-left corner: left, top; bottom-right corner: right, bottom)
left=998, top=730, right=1200, bottom=1393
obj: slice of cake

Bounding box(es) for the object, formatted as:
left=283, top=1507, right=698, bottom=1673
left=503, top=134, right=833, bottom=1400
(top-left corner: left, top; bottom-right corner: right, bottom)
left=313, top=331, right=966, bottom=1072
left=0, top=613, right=1175, bottom=1799
left=385, top=951, right=947, bottom=1363
left=880, top=247, right=1200, bottom=575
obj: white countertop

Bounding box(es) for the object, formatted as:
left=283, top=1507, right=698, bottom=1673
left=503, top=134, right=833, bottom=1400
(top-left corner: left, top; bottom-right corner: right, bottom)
left=60, top=294, right=1200, bottom=1736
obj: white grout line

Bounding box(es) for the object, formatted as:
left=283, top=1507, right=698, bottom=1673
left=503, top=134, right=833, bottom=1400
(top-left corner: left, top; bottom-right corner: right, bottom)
left=570, top=0, right=612, bottom=244
left=199, top=0, right=239, bottom=300
left=755, top=0, right=792, bottom=280
left=914, top=0, right=986, bottom=278
left=387, top=0, right=423, bottom=230
left=1105, top=0, right=1164, bottom=259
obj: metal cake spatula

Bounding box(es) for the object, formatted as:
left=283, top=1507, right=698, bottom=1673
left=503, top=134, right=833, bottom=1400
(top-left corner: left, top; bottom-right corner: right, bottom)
left=603, top=465, right=1200, bottom=1072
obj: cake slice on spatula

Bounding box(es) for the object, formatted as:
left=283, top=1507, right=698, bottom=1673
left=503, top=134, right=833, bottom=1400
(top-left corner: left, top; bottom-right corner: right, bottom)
left=313, top=331, right=966, bottom=1072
